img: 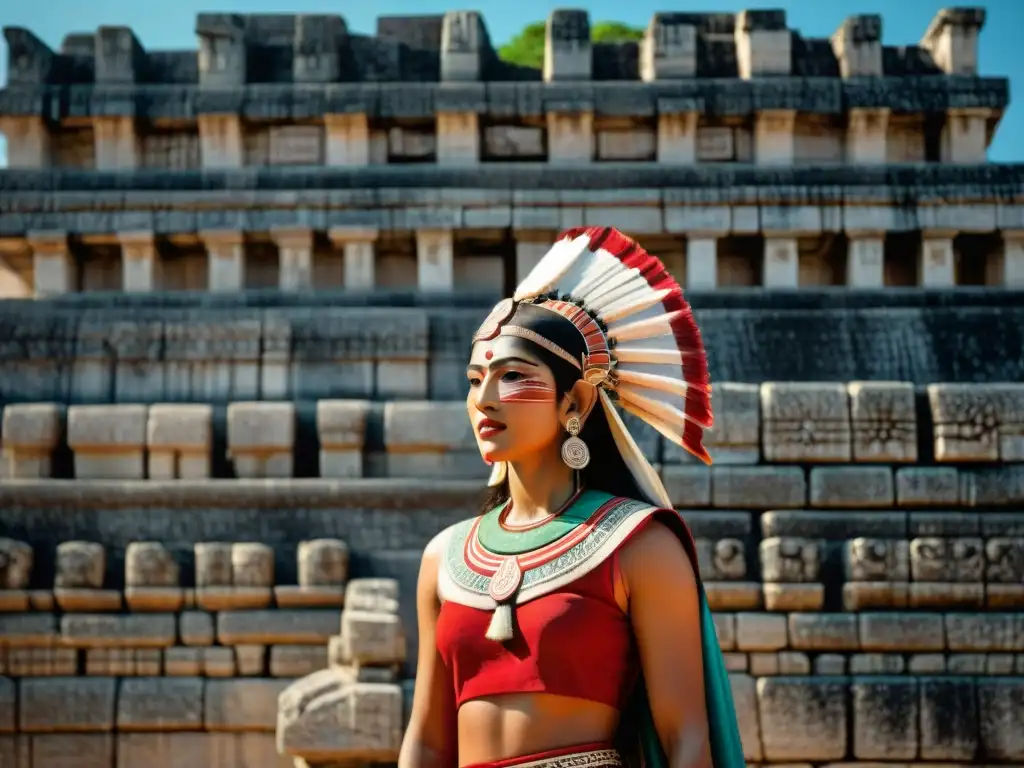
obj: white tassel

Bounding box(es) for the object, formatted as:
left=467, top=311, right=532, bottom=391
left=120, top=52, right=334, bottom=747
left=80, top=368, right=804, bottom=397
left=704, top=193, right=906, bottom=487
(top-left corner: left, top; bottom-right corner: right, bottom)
left=485, top=602, right=515, bottom=642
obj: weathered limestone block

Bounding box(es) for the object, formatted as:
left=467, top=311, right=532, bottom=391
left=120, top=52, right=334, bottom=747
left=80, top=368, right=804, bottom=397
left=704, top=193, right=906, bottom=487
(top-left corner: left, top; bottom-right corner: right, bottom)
left=759, top=537, right=824, bottom=612
left=54, top=541, right=120, bottom=612
left=728, top=673, right=762, bottom=761
left=233, top=543, right=274, bottom=588
left=928, top=383, right=1024, bottom=462
left=383, top=401, right=483, bottom=479
left=277, top=672, right=404, bottom=762
left=0, top=538, right=33, bottom=595
left=203, top=647, right=237, bottom=677
left=86, top=648, right=161, bottom=676
left=218, top=609, right=341, bottom=646
left=194, top=542, right=273, bottom=610
left=206, top=678, right=292, bottom=732
left=19, top=677, right=117, bottom=732
left=345, top=579, right=401, bottom=616
left=543, top=8, right=590, bottom=82
left=125, top=541, right=183, bottom=612
left=848, top=381, right=917, bottom=462
left=852, top=677, right=919, bottom=760
left=909, top=535, right=985, bottom=608
left=271, top=645, right=329, bottom=678
left=227, top=402, right=295, bottom=478
left=761, top=383, right=851, bottom=462
left=809, top=466, right=894, bottom=508
left=860, top=612, right=946, bottom=652
left=832, top=14, right=882, bottom=78
left=944, top=613, right=1024, bottom=653
left=235, top=644, right=266, bottom=676
left=757, top=677, right=847, bottom=761
left=985, top=537, right=1024, bottom=607
left=24, top=734, right=114, bottom=768
left=6, top=646, right=78, bottom=676
left=641, top=13, right=697, bottom=81
left=849, top=652, right=905, bottom=675
left=316, top=400, right=370, bottom=478
left=978, top=678, right=1024, bottom=761
left=0, top=613, right=58, bottom=647
left=61, top=614, right=177, bottom=648
left=694, top=538, right=746, bottom=581
left=701, top=383, right=759, bottom=464
left=895, top=466, right=960, bottom=506
left=711, top=466, right=806, bottom=508
left=179, top=612, right=215, bottom=646
left=276, top=539, right=352, bottom=607
left=1, top=403, right=62, bottom=478
left=919, top=677, right=978, bottom=760
left=787, top=614, right=859, bottom=652
left=843, top=537, right=910, bottom=610
left=339, top=611, right=405, bottom=667
left=67, top=405, right=148, bottom=479
left=735, top=613, right=787, bottom=652
left=147, top=404, right=213, bottom=480
left=116, top=677, right=204, bottom=731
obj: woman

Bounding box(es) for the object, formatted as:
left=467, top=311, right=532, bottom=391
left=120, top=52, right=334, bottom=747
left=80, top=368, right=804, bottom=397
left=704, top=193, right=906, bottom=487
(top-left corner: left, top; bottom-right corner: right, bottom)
left=399, top=227, right=744, bottom=768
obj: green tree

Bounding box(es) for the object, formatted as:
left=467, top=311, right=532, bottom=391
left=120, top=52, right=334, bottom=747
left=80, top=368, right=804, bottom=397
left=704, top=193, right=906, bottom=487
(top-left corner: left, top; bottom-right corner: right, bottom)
left=498, top=20, right=644, bottom=69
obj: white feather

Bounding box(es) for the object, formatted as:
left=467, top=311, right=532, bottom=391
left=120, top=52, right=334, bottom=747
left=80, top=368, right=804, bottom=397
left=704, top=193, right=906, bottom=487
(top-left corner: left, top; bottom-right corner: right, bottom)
left=608, top=309, right=685, bottom=343
left=514, top=235, right=590, bottom=301
left=559, top=247, right=622, bottom=298
left=598, top=288, right=673, bottom=324
left=612, top=347, right=686, bottom=366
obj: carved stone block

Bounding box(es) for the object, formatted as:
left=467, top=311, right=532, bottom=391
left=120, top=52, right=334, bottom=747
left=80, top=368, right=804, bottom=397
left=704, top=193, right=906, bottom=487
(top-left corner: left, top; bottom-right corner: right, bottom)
left=226, top=402, right=295, bottom=479
left=848, top=381, right=917, bottom=461
left=67, top=405, right=148, bottom=480
left=0, top=538, right=33, bottom=590
left=147, top=404, right=213, bottom=480
left=345, top=579, right=400, bottom=615
left=695, top=538, right=747, bottom=581
left=702, top=382, right=760, bottom=464
left=383, top=401, right=482, bottom=479
left=844, top=537, right=910, bottom=582
left=928, top=383, right=1024, bottom=462
left=641, top=13, right=697, bottom=81
left=544, top=9, right=591, bottom=82
left=1, top=403, right=62, bottom=478
left=986, top=537, right=1024, bottom=583
left=232, top=543, right=274, bottom=588
left=340, top=610, right=405, bottom=666
left=759, top=537, right=822, bottom=583
left=910, top=537, right=985, bottom=581
left=761, top=383, right=851, bottom=462
left=787, top=613, right=859, bottom=651
left=851, top=677, right=919, bottom=760
left=293, top=15, right=344, bottom=84
left=316, top=400, right=370, bottom=479
left=277, top=672, right=404, bottom=761
left=196, top=13, right=247, bottom=88
left=441, top=11, right=488, bottom=82
left=298, top=539, right=350, bottom=588
left=94, top=26, right=142, bottom=84
left=124, top=541, right=182, bottom=611
left=55, top=541, right=105, bottom=589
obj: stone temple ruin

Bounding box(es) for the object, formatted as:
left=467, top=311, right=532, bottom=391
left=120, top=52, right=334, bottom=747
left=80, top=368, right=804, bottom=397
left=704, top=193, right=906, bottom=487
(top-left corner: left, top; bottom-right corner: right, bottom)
left=0, top=5, right=1022, bottom=768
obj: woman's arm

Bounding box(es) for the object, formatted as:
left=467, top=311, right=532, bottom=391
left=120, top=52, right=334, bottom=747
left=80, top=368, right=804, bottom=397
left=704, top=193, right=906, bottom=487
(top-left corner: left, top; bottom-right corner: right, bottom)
left=620, top=519, right=713, bottom=768
left=398, top=532, right=457, bottom=768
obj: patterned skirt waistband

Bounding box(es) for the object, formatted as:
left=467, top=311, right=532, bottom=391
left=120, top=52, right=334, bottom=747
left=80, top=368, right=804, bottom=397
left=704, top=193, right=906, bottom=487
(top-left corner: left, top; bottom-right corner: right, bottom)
left=463, top=743, right=622, bottom=768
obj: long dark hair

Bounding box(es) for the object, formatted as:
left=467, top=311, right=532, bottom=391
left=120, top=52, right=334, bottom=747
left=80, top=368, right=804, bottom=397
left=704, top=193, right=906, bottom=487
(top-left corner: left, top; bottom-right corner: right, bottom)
left=475, top=301, right=646, bottom=514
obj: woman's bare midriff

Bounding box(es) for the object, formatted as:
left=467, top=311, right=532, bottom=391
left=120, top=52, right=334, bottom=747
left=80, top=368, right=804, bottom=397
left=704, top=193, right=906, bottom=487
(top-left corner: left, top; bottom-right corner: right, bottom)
left=457, top=693, right=620, bottom=767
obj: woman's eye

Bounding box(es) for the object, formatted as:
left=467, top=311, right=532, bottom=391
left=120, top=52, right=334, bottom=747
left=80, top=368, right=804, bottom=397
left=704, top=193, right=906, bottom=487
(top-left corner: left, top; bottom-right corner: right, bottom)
left=467, top=377, right=481, bottom=387
left=501, top=371, right=524, bottom=382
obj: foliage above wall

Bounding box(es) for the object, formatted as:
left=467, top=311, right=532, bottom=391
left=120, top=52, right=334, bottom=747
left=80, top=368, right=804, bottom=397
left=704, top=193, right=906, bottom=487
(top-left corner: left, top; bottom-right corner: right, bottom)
left=497, top=21, right=644, bottom=69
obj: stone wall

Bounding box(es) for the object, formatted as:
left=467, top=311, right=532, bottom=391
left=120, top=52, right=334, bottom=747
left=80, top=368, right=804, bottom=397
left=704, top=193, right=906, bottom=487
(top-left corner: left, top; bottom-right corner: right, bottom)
left=2, top=373, right=1023, bottom=766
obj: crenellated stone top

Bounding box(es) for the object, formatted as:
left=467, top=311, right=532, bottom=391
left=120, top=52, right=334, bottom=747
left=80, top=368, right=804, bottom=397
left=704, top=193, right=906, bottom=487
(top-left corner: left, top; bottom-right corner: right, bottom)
left=1, top=6, right=993, bottom=87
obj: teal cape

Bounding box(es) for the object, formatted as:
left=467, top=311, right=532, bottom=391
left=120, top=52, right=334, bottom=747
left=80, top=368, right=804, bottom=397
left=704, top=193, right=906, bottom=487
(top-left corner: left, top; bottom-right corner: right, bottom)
left=614, top=510, right=746, bottom=768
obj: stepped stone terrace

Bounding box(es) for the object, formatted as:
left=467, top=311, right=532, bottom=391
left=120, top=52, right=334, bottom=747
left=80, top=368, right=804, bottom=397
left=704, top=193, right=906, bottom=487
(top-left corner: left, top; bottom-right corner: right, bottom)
left=0, top=7, right=1021, bottom=295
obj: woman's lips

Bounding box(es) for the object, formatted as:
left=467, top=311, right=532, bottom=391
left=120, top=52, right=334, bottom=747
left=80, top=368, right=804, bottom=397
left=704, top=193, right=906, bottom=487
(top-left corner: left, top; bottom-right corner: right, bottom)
left=478, top=419, right=506, bottom=439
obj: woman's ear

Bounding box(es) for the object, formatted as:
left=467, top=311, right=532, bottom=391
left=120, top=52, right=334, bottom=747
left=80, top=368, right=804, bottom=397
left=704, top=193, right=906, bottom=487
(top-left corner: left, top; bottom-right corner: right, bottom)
left=561, top=379, right=598, bottom=427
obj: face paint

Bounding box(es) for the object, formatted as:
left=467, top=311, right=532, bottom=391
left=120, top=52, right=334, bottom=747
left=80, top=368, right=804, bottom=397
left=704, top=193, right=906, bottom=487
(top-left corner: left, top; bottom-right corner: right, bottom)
left=498, top=375, right=556, bottom=403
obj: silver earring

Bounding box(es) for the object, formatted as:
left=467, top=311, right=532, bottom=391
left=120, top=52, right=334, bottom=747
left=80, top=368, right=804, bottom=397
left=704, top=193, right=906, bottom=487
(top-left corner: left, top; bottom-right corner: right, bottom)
left=561, top=415, right=590, bottom=470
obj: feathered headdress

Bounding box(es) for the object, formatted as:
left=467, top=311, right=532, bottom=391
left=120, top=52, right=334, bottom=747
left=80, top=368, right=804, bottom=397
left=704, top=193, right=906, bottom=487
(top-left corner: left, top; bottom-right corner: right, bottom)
left=475, top=226, right=713, bottom=509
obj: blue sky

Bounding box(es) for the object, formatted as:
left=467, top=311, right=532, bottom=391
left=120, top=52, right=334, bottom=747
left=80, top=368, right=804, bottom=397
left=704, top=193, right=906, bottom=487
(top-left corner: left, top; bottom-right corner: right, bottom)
left=1, top=0, right=1020, bottom=164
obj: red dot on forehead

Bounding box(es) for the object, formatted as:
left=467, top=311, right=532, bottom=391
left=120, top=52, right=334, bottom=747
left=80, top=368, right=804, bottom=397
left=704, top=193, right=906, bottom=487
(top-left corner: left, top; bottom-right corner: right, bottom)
left=484, top=350, right=494, bottom=360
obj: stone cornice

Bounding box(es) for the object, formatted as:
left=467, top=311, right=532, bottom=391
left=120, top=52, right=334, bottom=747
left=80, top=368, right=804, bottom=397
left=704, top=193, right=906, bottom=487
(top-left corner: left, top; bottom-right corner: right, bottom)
left=1, top=164, right=1021, bottom=237
left=0, top=76, right=1010, bottom=121
left=2, top=163, right=1022, bottom=195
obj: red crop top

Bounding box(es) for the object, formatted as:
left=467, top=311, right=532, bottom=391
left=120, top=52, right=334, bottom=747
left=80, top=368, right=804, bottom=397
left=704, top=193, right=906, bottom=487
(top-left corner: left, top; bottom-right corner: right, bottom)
left=435, top=553, right=639, bottom=709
